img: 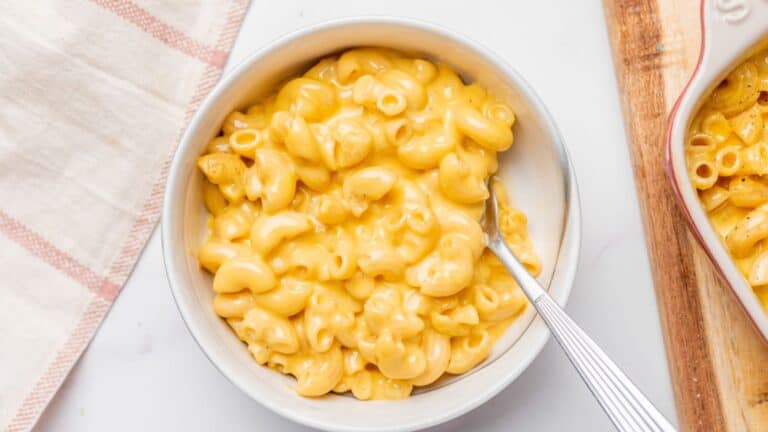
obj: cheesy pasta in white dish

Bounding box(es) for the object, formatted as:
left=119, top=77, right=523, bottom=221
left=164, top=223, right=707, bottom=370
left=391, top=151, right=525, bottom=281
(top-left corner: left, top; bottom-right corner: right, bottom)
left=196, top=48, right=540, bottom=400
left=687, top=49, right=768, bottom=311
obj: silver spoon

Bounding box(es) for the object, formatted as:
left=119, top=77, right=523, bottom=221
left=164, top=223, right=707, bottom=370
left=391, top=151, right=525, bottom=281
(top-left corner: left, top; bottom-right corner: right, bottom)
left=482, top=177, right=676, bottom=432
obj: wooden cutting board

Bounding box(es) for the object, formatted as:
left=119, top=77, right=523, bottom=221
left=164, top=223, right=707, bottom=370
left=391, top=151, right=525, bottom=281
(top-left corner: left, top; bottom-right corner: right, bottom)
left=603, top=0, right=768, bottom=430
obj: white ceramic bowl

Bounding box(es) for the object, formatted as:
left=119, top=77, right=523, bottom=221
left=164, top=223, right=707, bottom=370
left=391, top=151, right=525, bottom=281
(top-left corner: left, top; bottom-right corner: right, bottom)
left=162, top=17, right=581, bottom=432
left=667, top=1, right=768, bottom=341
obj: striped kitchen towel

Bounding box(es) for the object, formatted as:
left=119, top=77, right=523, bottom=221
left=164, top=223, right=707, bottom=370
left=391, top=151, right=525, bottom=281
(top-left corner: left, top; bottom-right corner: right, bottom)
left=0, top=0, right=250, bottom=430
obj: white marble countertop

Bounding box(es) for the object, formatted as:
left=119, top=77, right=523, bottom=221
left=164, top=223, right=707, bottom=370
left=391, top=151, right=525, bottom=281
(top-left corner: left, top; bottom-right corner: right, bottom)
left=33, top=1, right=678, bottom=430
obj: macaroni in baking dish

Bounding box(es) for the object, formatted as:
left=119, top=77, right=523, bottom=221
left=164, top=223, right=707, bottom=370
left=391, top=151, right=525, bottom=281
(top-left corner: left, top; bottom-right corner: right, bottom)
left=196, top=48, right=540, bottom=399
left=687, top=48, right=768, bottom=310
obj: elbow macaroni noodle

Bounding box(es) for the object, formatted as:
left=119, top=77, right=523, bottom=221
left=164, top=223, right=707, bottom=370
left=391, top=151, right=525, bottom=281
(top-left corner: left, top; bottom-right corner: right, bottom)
left=196, top=48, right=540, bottom=399
left=687, top=48, right=768, bottom=311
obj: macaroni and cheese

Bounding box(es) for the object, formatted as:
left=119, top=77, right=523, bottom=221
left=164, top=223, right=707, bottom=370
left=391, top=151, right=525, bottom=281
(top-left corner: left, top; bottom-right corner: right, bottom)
left=196, top=48, right=540, bottom=399
left=687, top=48, right=768, bottom=310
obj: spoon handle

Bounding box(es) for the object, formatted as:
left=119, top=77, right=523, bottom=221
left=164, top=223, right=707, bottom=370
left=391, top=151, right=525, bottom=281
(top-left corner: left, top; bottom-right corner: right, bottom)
left=489, top=237, right=676, bottom=432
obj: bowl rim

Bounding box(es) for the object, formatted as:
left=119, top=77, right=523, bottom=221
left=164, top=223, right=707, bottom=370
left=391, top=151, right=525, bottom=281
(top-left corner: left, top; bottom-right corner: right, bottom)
left=161, top=15, right=582, bottom=432
left=665, top=0, right=768, bottom=342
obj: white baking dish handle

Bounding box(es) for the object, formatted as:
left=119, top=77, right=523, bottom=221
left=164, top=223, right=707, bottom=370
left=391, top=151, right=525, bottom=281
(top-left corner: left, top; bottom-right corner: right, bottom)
left=697, top=0, right=768, bottom=88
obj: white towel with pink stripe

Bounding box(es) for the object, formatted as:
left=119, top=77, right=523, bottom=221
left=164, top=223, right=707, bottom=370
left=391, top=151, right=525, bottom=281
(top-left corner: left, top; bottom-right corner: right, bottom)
left=0, top=1, right=249, bottom=430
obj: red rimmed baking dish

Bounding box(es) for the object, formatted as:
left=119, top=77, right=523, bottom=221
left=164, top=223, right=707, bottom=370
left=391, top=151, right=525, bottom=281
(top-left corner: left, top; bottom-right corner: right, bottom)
left=666, top=0, right=768, bottom=340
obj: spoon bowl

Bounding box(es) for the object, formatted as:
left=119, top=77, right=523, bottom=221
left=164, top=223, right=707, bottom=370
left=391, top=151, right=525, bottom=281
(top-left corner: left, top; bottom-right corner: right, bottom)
left=483, top=176, right=676, bottom=432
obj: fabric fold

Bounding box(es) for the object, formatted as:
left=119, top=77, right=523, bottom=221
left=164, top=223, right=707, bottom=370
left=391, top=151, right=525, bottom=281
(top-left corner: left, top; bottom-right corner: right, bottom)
left=0, top=1, right=250, bottom=430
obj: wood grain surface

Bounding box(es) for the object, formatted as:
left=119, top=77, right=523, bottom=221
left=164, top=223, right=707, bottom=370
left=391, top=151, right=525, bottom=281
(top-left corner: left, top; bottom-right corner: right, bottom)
left=603, top=0, right=768, bottom=430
